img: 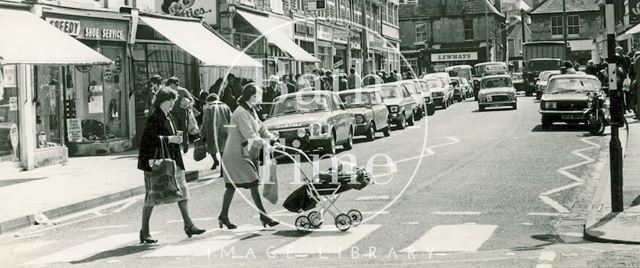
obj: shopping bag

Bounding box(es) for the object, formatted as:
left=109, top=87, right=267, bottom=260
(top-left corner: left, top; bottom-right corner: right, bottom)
left=187, top=109, right=200, bottom=135
left=193, top=138, right=207, bottom=161
left=149, top=138, right=183, bottom=203
left=262, top=159, right=278, bottom=204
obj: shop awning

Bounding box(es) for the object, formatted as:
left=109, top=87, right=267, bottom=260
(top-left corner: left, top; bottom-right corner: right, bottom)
left=0, top=8, right=111, bottom=65
left=618, top=23, right=640, bottom=41
left=140, top=16, right=262, bottom=68
left=237, top=10, right=320, bottom=63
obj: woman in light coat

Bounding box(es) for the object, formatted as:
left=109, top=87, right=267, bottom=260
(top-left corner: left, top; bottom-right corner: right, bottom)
left=217, top=83, right=279, bottom=230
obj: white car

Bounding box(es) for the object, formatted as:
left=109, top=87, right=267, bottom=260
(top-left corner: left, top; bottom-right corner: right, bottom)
left=424, top=73, right=454, bottom=106
left=478, top=75, right=518, bottom=111
left=423, top=77, right=449, bottom=109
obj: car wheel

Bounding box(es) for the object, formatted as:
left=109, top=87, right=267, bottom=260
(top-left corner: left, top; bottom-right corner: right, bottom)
left=479, top=105, right=485, bottom=112
left=323, top=132, right=337, bottom=155
left=443, top=100, right=448, bottom=109
left=398, top=114, right=406, bottom=130
left=382, top=124, right=391, bottom=137
left=541, top=116, right=553, bottom=130
left=407, top=114, right=415, bottom=126
left=526, top=91, right=533, bottom=97
left=366, top=122, right=376, bottom=141
left=414, top=109, right=422, bottom=121
left=427, top=106, right=435, bottom=116
left=343, top=129, right=353, bottom=150
left=512, top=103, right=518, bottom=110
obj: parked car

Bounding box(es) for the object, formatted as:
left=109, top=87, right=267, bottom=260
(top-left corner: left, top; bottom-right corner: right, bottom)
left=424, top=73, right=454, bottom=106
left=263, top=91, right=355, bottom=155
left=539, top=74, right=604, bottom=130
left=536, top=70, right=561, bottom=100
left=413, top=79, right=436, bottom=116
left=424, top=77, right=449, bottom=109
left=394, top=80, right=426, bottom=120
left=477, top=75, right=518, bottom=111
left=367, top=83, right=416, bottom=129
left=338, top=88, right=391, bottom=141
left=512, top=72, right=524, bottom=92
left=450, top=77, right=466, bottom=102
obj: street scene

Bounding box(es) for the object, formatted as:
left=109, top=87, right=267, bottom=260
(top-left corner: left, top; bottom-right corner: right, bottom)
left=2, top=0, right=640, bottom=267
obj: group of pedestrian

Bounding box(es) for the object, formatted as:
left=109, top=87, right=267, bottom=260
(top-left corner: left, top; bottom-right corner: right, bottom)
left=136, top=73, right=281, bottom=244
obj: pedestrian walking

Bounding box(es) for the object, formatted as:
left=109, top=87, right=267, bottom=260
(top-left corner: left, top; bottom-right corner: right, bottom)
left=347, top=68, right=361, bottom=89
left=137, top=88, right=206, bottom=244
left=394, top=70, right=402, bottom=81
left=208, top=78, right=224, bottom=95
left=218, top=83, right=280, bottom=230
left=200, top=93, right=231, bottom=174
left=261, top=75, right=281, bottom=119
left=220, top=74, right=240, bottom=112
left=165, top=77, right=195, bottom=153
left=338, top=73, right=348, bottom=91
left=144, top=74, right=163, bottom=117
left=281, top=74, right=297, bottom=94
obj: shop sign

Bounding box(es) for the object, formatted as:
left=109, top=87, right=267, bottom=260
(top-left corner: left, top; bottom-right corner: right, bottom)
left=333, top=59, right=344, bottom=69
left=317, top=25, right=332, bottom=41
left=333, top=29, right=349, bottom=44
left=45, top=17, right=128, bottom=41
left=431, top=52, right=478, bottom=62
left=632, top=0, right=640, bottom=23
left=46, top=18, right=81, bottom=36
left=9, top=97, right=17, bottom=111
left=154, top=0, right=217, bottom=25
left=66, top=118, right=83, bottom=143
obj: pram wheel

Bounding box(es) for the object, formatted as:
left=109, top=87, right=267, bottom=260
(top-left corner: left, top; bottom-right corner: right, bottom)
left=335, top=214, right=352, bottom=232
left=308, top=211, right=323, bottom=227
left=295, top=215, right=311, bottom=231
left=347, top=209, right=363, bottom=226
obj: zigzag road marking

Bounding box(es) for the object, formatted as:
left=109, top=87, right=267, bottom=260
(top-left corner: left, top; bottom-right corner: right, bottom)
left=538, top=137, right=601, bottom=213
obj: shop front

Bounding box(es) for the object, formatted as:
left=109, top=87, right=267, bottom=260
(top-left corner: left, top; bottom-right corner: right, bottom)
left=350, top=29, right=362, bottom=75
left=42, top=8, right=132, bottom=156
left=333, top=28, right=349, bottom=74
left=0, top=6, right=112, bottom=170
left=422, top=47, right=487, bottom=73
left=294, top=20, right=317, bottom=75
left=317, top=23, right=334, bottom=71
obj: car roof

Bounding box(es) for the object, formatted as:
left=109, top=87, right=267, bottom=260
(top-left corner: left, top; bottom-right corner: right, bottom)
left=445, top=65, right=473, bottom=70
left=338, top=88, right=379, bottom=94
left=548, top=74, right=599, bottom=81
left=482, top=75, right=511, bottom=79
left=474, top=62, right=506, bottom=67
left=278, top=90, right=335, bottom=99
left=424, top=72, right=450, bottom=77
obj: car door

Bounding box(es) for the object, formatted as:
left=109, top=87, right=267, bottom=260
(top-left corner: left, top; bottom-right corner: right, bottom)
left=401, top=86, right=415, bottom=118
left=369, top=92, right=386, bottom=130
left=332, top=93, right=349, bottom=141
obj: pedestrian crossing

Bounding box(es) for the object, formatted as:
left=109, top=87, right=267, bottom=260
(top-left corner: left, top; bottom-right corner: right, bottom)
left=16, top=223, right=502, bottom=266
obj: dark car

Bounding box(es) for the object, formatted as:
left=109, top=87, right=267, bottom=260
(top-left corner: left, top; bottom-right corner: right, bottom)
left=367, top=83, right=417, bottom=129
left=539, top=74, right=603, bottom=130
left=536, top=70, right=562, bottom=100
left=338, top=88, right=391, bottom=141
left=263, top=91, right=355, bottom=155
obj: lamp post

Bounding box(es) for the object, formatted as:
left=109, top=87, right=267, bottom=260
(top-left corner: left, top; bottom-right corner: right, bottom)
left=521, top=8, right=527, bottom=70
left=562, top=0, right=568, bottom=48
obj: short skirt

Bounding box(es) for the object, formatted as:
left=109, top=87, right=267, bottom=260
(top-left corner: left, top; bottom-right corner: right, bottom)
left=143, top=169, right=190, bottom=207
left=225, top=179, right=259, bottom=189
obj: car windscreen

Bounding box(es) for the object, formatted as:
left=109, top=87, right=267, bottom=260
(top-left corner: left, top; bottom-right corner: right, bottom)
left=378, top=86, right=403, bottom=99
left=528, top=60, right=561, bottom=72
left=512, top=73, right=523, bottom=80
left=425, top=79, right=444, bottom=89
left=542, top=71, right=560, bottom=81
left=474, top=63, right=507, bottom=77
left=546, top=78, right=600, bottom=94
left=339, top=92, right=371, bottom=108
left=447, top=69, right=472, bottom=81
left=481, top=77, right=512, bottom=88
left=271, top=95, right=329, bottom=116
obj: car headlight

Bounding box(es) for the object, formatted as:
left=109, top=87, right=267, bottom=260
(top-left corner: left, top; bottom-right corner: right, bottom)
left=296, top=128, right=307, bottom=138
left=355, top=114, right=365, bottom=124
left=389, top=105, right=399, bottom=113
left=544, top=101, right=557, bottom=109
left=507, top=91, right=515, bottom=97
left=309, top=123, right=321, bottom=136
left=271, top=131, right=280, bottom=138
left=424, top=97, right=431, bottom=102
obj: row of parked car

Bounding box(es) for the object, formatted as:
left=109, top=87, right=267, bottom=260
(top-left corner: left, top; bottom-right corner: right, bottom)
left=260, top=75, right=471, bottom=155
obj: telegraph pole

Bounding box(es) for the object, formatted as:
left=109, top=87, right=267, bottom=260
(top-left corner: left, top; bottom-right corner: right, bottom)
left=361, top=0, right=369, bottom=76
left=562, top=0, right=568, bottom=48
left=521, top=8, right=526, bottom=70
left=605, top=0, right=624, bottom=212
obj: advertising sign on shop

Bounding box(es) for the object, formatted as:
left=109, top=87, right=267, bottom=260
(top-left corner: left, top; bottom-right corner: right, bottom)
left=45, top=17, right=128, bottom=41
left=317, top=25, right=332, bottom=41
left=154, top=0, right=216, bottom=25
left=66, top=118, right=83, bottom=142
left=431, top=52, right=478, bottom=62
left=632, top=0, right=640, bottom=23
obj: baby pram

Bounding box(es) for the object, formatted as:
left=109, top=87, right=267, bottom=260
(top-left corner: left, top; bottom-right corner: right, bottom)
left=274, top=145, right=373, bottom=232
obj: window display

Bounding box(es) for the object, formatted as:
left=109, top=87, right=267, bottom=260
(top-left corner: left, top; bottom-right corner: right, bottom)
left=0, top=65, right=20, bottom=160
left=35, top=66, right=64, bottom=149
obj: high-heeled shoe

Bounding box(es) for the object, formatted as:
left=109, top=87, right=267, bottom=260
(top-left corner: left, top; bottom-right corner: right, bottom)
left=139, top=230, right=158, bottom=244
left=184, top=225, right=206, bottom=238
left=217, top=217, right=237, bottom=230
left=260, top=216, right=280, bottom=228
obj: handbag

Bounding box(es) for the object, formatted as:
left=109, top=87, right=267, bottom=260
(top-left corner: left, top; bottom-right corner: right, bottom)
left=187, top=108, right=200, bottom=135
left=262, top=158, right=278, bottom=204
left=149, top=137, right=183, bottom=204
left=193, top=138, right=207, bottom=161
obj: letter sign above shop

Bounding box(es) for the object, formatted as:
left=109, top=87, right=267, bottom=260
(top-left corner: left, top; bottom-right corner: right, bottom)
left=44, top=16, right=128, bottom=41
left=431, top=52, right=479, bottom=62
left=46, top=18, right=81, bottom=36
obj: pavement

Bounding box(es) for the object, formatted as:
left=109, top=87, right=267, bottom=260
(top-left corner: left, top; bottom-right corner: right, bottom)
left=584, top=113, right=640, bottom=244
left=0, top=146, right=217, bottom=235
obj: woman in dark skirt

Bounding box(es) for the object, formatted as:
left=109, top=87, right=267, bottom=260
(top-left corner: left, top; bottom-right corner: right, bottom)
left=217, top=83, right=279, bottom=230
left=137, top=88, right=205, bottom=244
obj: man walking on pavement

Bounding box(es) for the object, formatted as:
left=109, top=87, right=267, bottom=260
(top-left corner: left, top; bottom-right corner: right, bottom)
left=347, top=67, right=361, bottom=89
left=261, top=75, right=281, bottom=120
left=220, top=74, right=241, bottom=112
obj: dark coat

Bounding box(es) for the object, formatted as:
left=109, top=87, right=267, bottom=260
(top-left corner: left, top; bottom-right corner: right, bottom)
left=138, top=109, right=185, bottom=172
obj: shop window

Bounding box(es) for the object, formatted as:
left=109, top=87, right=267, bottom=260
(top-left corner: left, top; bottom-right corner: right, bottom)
left=35, top=66, right=64, bottom=149
left=464, top=19, right=474, bottom=41
left=0, top=65, right=20, bottom=161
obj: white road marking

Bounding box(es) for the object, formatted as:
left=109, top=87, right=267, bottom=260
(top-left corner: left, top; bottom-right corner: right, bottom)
left=81, top=225, right=130, bottom=232
left=111, top=197, right=143, bottom=214
left=166, top=217, right=217, bottom=224
left=527, top=212, right=562, bottom=217
left=271, top=224, right=381, bottom=255
left=521, top=223, right=534, bottom=226
left=403, top=222, right=420, bottom=225
left=394, top=137, right=461, bottom=164
left=401, top=224, right=497, bottom=253
left=539, top=251, right=557, bottom=261
left=506, top=252, right=516, bottom=256
left=536, top=264, right=553, bottom=268
left=143, top=235, right=239, bottom=258
left=356, top=195, right=390, bottom=201
left=560, top=232, right=583, bottom=238
left=540, top=182, right=584, bottom=196
left=538, top=196, right=570, bottom=214
left=431, top=211, right=482, bottom=215
left=22, top=232, right=147, bottom=266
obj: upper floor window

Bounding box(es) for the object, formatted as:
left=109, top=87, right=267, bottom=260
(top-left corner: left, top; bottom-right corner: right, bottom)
left=416, top=22, right=427, bottom=43
left=463, top=19, right=473, bottom=41
left=551, top=15, right=580, bottom=36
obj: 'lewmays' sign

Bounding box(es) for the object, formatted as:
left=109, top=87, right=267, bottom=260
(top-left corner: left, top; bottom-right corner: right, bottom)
left=431, top=52, right=478, bottom=62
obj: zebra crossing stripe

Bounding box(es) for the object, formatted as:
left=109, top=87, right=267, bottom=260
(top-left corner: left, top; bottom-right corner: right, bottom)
left=271, top=224, right=381, bottom=255
left=142, top=235, right=239, bottom=258
left=22, top=232, right=142, bottom=266
left=401, top=225, right=497, bottom=253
